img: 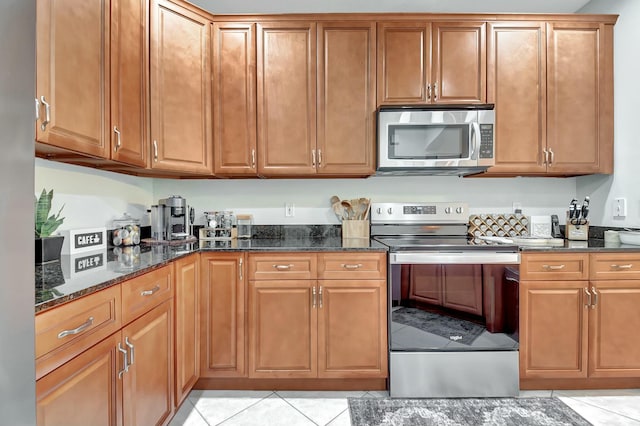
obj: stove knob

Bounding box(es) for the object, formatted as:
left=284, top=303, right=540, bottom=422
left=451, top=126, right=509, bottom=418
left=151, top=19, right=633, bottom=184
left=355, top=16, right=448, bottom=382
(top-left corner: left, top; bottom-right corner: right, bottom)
left=456, top=206, right=463, bottom=214
left=376, top=207, right=382, bottom=214
left=444, top=207, right=452, bottom=214
left=387, top=208, right=393, bottom=214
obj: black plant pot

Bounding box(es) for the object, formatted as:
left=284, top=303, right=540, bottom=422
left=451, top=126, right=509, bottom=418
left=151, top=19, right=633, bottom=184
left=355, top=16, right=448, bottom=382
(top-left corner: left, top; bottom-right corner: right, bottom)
left=35, top=235, right=64, bottom=264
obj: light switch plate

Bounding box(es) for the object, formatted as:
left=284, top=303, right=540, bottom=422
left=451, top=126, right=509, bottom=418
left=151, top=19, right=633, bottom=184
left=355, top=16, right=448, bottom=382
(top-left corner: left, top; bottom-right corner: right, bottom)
left=613, top=197, right=627, bottom=218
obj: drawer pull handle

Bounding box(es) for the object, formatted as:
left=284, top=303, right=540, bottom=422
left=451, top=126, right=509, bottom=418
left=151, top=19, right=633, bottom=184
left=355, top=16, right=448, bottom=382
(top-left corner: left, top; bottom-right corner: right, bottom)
left=542, top=264, right=565, bottom=270
left=140, top=285, right=160, bottom=296
left=584, top=287, right=592, bottom=308
left=611, top=264, right=633, bottom=270
left=273, top=264, right=293, bottom=270
left=57, top=317, right=94, bottom=339
left=341, top=263, right=363, bottom=270
left=591, top=287, right=598, bottom=309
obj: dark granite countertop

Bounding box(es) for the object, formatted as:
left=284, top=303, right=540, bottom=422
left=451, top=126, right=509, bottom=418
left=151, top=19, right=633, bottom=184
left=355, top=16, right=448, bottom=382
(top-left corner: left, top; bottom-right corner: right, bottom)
left=36, top=236, right=387, bottom=313
left=518, top=238, right=640, bottom=252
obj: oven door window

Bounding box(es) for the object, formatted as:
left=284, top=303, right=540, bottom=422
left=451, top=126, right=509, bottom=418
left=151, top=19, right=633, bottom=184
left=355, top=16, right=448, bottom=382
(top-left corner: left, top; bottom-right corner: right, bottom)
left=389, top=263, right=519, bottom=352
left=388, top=124, right=470, bottom=159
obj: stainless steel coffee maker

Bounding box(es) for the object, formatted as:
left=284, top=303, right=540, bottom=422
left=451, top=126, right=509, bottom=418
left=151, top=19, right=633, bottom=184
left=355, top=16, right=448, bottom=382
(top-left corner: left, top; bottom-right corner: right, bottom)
left=150, top=195, right=190, bottom=241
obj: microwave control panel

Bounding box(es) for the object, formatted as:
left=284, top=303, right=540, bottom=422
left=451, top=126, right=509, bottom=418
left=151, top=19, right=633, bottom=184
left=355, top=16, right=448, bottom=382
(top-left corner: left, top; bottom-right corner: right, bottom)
left=479, top=124, right=494, bottom=159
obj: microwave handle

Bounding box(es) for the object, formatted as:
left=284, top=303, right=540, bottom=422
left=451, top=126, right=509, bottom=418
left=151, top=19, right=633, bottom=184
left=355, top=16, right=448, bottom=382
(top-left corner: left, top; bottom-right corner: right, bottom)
left=470, top=122, right=481, bottom=160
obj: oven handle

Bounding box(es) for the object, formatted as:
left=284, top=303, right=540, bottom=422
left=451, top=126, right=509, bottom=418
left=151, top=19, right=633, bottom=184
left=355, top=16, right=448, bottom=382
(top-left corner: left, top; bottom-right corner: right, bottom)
left=390, top=251, right=520, bottom=265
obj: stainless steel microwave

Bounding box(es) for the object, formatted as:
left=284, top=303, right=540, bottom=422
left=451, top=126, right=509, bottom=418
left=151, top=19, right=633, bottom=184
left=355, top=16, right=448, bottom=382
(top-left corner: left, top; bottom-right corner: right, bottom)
left=377, top=105, right=495, bottom=176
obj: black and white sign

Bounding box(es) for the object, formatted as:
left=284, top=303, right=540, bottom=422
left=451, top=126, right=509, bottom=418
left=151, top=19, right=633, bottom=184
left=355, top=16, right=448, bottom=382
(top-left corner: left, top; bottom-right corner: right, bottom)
left=74, top=231, right=104, bottom=249
left=62, top=227, right=106, bottom=254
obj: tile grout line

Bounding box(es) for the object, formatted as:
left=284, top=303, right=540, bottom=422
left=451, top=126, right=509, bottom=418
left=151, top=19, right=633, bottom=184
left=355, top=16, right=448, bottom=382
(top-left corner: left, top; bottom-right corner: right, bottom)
left=323, top=408, right=348, bottom=426
left=184, top=397, right=213, bottom=426
left=274, top=392, right=322, bottom=426
left=200, top=391, right=276, bottom=426
left=559, top=395, right=640, bottom=423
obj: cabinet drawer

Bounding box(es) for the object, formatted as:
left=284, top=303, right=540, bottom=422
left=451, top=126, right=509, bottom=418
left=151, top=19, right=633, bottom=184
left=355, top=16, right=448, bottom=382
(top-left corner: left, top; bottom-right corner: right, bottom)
left=520, top=253, right=589, bottom=280
left=35, top=285, right=121, bottom=379
left=122, top=265, right=173, bottom=325
left=590, top=253, right=640, bottom=280
left=318, top=253, right=386, bottom=279
left=248, top=253, right=316, bottom=280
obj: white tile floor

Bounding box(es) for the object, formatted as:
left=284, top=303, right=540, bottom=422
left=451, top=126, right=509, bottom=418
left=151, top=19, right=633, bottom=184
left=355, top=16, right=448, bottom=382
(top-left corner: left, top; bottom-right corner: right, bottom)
left=169, top=388, right=640, bottom=426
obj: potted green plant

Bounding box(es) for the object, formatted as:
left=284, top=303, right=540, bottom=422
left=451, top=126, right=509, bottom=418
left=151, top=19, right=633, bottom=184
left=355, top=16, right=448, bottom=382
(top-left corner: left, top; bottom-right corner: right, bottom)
left=35, top=189, right=65, bottom=264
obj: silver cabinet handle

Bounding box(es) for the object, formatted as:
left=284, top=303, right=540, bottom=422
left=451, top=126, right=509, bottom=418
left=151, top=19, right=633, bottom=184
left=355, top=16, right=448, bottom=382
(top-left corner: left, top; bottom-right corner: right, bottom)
left=318, top=286, right=323, bottom=308
left=611, top=264, right=633, bottom=270
left=341, top=263, right=362, bottom=270
left=125, top=337, right=135, bottom=365
left=542, top=149, right=549, bottom=165
left=118, top=342, right=129, bottom=378
left=434, top=81, right=438, bottom=101
left=273, top=264, right=293, bottom=270
left=427, top=83, right=431, bottom=100
left=548, top=149, right=555, bottom=165
left=591, top=286, right=598, bottom=309
left=239, top=257, right=243, bottom=281
left=57, top=317, right=94, bottom=339
left=140, top=284, right=160, bottom=296
left=317, top=149, right=322, bottom=167
left=312, top=286, right=316, bottom=308
left=153, top=140, right=158, bottom=161
left=251, top=149, right=256, bottom=169
left=35, top=97, right=40, bottom=121
left=312, top=149, right=316, bottom=167
left=40, top=96, right=51, bottom=131
left=113, top=126, right=121, bottom=151
left=584, top=287, right=592, bottom=308
left=542, top=264, right=565, bottom=270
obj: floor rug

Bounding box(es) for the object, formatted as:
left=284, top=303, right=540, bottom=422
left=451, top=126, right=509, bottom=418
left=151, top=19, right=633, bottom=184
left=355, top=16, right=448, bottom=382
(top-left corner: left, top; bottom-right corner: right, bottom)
left=348, top=397, right=591, bottom=426
left=392, top=307, right=485, bottom=345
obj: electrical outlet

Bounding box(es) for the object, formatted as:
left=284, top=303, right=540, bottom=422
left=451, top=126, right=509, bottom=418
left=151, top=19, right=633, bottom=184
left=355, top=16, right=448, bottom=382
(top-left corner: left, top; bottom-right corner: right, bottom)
left=285, top=203, right=295, bottom=217
left=512, top=202, right=522, bottom=213
left=613, top=197, right=627, bottom=218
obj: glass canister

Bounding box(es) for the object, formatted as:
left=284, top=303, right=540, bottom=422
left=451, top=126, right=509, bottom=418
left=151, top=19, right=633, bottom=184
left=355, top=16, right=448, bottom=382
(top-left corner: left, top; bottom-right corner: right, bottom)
left=236, top=214, right=253, bottom=239
left=112, top=213, right=141, bottom=246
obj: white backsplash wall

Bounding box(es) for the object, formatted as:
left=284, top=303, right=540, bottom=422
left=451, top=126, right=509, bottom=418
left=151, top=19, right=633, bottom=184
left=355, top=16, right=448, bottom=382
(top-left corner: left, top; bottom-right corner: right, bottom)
left=576, top=0, right=640, bottom=229
left=35, top=158, right=154, bottom=231
left=153, top=176, right=577, bottom=225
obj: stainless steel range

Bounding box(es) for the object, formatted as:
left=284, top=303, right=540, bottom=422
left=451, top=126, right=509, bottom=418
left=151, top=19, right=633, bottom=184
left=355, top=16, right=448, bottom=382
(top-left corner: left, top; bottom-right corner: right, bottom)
left=371, top=202, right=521, bottom=398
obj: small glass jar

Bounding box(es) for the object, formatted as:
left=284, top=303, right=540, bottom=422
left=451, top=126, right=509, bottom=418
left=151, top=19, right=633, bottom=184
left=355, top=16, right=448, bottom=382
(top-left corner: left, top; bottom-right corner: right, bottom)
left=236, top=214, right=253, bottom=239
left=112, top=213, right=141, bottom=246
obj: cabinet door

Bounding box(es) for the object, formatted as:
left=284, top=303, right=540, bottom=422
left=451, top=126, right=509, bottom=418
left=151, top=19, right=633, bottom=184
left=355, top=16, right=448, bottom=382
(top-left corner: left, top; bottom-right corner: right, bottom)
left=150, top=0, right=212, bottom=174
left=257, top=22, right=317, bottom=176
left=409, top=264, right=442, bottom=305
left=174, top=254, right=199, bottom=405
left=122, top=300, right=173, bottom=426
left=589, top=281, right=640, bottom=378
left=213, top=22, right=257, bottom=176
left=317, top=280, right=387, bottom=378
left=317, top=22, right=376, bottom=176
left=200, top=253, right=246, bottom=377
left=546, top=22, right=613, bottom=174
left=442, top=265, right=483, bottom=316
left=487, top=22, right=546, bottom=174
left=377, top=22, right=429, bottom=105
left=431, top=22, right=486, bottom=104
left=248, top=280, right=317, bottom=378
left=36, top=333, right=123, bottom=426
left=519, top=280, right=589, bottom=379
left=110, top=0, right=148, bottom=167
left=36, top=0, right=110, bottom=157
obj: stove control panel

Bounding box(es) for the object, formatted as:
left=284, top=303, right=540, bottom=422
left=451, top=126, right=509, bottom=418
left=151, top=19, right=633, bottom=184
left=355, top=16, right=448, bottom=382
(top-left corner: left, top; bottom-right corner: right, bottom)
left=370, top=202, right=468, bottom=224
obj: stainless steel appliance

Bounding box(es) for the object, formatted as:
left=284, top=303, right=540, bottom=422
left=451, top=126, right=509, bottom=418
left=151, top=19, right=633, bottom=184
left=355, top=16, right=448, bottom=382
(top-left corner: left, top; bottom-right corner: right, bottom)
left=151, top=195, right=190, bottom=241
left=371, top=202, right=520, bottom=398
left=1, top=0, right=36, bottom=421
left=377, top=105, right=495, bottom=176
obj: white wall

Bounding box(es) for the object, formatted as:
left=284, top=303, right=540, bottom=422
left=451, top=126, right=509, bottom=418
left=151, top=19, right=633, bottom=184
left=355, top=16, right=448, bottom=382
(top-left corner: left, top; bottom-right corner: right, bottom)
left=35, top=158, right=154, bottom=231
left=576, top=0, right=640, bottom=229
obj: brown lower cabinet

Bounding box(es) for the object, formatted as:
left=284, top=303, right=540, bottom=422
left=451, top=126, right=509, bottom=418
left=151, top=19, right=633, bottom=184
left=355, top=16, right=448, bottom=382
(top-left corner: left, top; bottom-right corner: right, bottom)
left=36, top=266, right=175, bottom=426
left=520, top=252, right=640, bottom=387
left=247, top=252, right=388, bottom=379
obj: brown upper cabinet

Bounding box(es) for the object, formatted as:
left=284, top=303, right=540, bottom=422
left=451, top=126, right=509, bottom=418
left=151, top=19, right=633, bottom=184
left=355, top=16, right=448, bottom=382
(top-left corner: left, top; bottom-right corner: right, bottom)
left=486, top=20, right=614, bottom=176
left=36, top=0, right=148, bottom=168
left=150, top=0, right=213, bottom=175
left=213, top=20, right=376, bottom=177
left=377, top=21, right=486, bottom=105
